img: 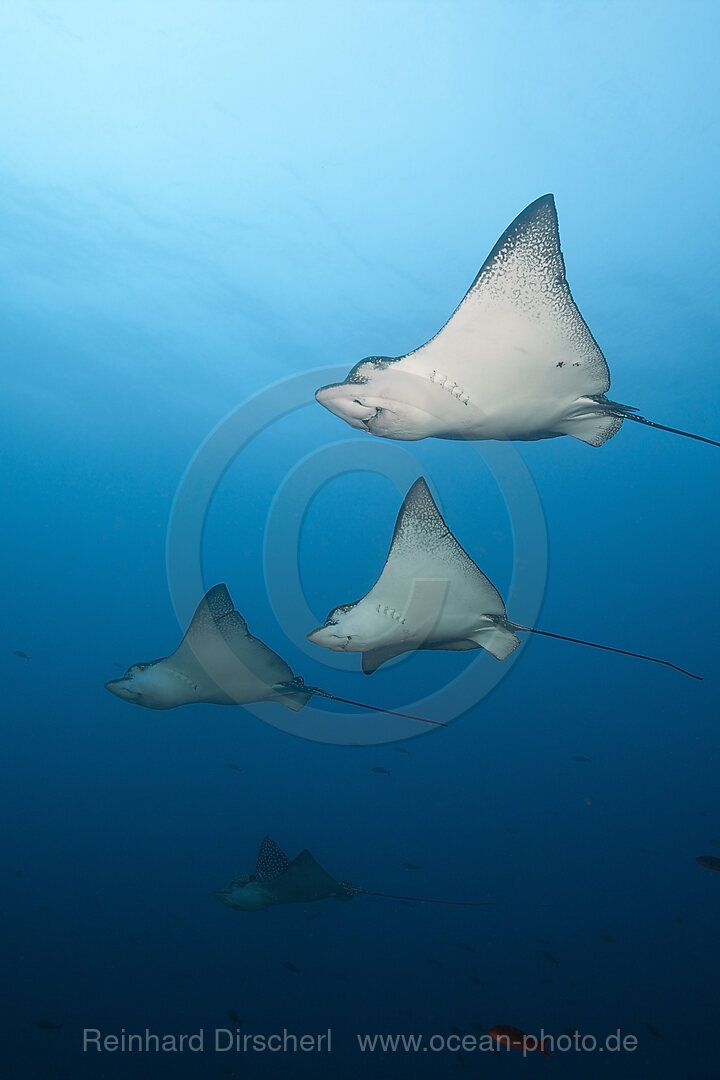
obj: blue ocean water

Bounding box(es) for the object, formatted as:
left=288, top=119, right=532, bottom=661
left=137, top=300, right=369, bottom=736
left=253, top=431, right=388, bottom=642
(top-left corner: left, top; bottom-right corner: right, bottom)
left=2, top=2, right=719, bottom=1077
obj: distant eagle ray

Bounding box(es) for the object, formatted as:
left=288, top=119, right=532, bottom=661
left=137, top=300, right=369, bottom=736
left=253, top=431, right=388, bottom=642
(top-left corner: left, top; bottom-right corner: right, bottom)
left=307, top=478, right=702, bottom=681
left=315, top=194, right=719, bottom=449
left=104, top=584, right=443, bottom=726
left=214, top=836, right=495, bottom=911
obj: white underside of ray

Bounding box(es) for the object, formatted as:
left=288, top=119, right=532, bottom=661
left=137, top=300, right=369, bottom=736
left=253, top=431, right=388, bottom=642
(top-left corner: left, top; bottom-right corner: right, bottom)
left=167, top=585, right=309, bottom=709
left=110, top=585, right=310, bottom=711
left=316, top=196, right=623, bottom=447
left=308, top=480, right=520, bottom=673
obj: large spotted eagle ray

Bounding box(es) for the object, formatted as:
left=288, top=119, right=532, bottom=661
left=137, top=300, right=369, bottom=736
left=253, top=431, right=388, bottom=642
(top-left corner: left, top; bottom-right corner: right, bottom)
left=214, top=835, right=495, bottom=911
left=315, top=195, right=719, bottom=448
left=104, top=584, right=444, bottom=726
left=307, top=478, right=702, bottom=680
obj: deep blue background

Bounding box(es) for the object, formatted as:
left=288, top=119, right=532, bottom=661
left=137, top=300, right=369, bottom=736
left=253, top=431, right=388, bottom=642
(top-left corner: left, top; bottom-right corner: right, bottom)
left=2, top=2, right=719, bottom=1077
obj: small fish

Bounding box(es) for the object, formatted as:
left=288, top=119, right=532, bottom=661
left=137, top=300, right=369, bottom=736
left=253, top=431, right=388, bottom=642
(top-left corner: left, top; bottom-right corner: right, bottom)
left=426, top=957, right=441, bottom=966
left=228, top=764, right=243, bottom=773
left=645, top=1022, right=664, bottom=1039
left=35, top=1019, right=61, bottom=1030
left=538, top=977, right=553, bottom=985
left=13, top=650, right=30, bottom=661
left=456, top=943, right=475, bottom=952
left=16, top=870, right=22, bottom=879
left=371, top=767, right=391, bottom=775
left=226, top=1010, right=243, bottom=1025
left=282, top=961, right=301, bottom=974
left=469, top=976, right=484, bottom=986
left=504, top=827, right=518, bottom=835
left=541, top=950, right=560, bottom=965
left=392, top=746, right=412, bottom=755
left=402, top=861, right=422, bottom=870
left=112, top=662, right=125, bottom=670
left=335, top=972, right=350, bottom=982
left=600, top=934, right=616, bottom=943
left=696, top=854, right=720, bottom=871
left=488, top=1025, right=551, bottom=1057
left=571, top=755, right=592, bottom=762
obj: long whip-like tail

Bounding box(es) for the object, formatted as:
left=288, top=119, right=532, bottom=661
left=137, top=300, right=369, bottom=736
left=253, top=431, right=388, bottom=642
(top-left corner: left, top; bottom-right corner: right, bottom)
left=359, top=888, right=494, bottom=907
left=508, top=622, right=702, bottom=681
left=283, top=679, right=447, bottom=727
left=616, top=410, right=720, bottom=448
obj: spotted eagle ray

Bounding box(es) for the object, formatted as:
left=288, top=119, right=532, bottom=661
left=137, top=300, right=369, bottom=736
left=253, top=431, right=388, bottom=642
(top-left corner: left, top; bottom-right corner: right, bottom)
left=307, top=478, right=701, bottom=679
left=104, top=583, right=443, bottom=726
left=315, top=194, right=719, bottom=448
left=214, top=835, right=495, bottom=911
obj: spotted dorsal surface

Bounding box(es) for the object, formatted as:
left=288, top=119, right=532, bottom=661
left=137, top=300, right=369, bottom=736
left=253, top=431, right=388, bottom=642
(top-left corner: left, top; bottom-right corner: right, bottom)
left=307, top=478, right=520, bottom=673
left=315, top=195, right=622, bottom=446
left=255, top=836, right=292, bottom=881
left=215, top=843, right=350, bottom=910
